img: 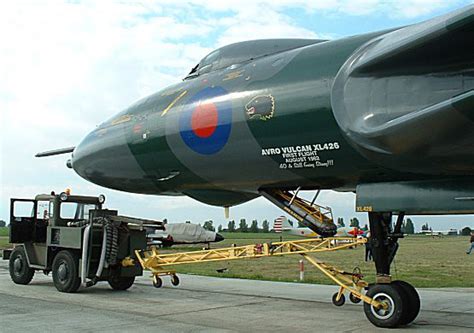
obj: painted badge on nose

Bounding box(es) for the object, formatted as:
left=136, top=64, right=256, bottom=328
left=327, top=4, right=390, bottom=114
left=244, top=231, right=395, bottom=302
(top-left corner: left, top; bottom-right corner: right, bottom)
left=180, top=87, right=232, bottom=155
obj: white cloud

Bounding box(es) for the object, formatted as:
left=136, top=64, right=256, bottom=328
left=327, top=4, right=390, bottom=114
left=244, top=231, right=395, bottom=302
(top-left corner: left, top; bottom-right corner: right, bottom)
left=154, top=0, right=471, bottom=18
left=214, top=3, right=319, bottom=46
left=385, top=0, right=466, bottom=18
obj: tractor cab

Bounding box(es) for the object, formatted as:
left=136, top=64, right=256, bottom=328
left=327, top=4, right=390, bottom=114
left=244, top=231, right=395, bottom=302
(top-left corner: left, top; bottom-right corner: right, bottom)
left=9, top=191, right=103, bottom=244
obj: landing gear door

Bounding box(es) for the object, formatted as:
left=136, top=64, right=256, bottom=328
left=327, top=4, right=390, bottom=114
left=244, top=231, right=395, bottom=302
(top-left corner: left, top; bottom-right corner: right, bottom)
left=10, top=199, right=37, bottom=243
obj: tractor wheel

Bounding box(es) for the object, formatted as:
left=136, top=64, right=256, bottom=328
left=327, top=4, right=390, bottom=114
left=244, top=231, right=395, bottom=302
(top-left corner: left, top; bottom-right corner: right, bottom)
left=9, top=246, right=35, bottom=285
left=52, top=250, right=81, bottom=293
left=108, top=276, right=135, bottom=291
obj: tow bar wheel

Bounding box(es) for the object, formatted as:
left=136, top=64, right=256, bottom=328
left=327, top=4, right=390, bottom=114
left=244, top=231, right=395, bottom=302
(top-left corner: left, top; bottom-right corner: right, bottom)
left=332, top=292, right=345, bottom=306
left=171, top=274, right=180, bottom=286
left=363, top=284, right=405, bottom=328
left=349, top=293, right=362, bottom=304
left=153, top=275, right=163, bottom=288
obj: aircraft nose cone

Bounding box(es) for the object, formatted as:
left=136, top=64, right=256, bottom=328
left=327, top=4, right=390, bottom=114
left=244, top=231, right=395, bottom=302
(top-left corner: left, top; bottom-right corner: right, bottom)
left=215, top=233, right=225, bottom=242
left=72, top=126, right=146, bottom=192
left=72, top=131, right=115, bottom=185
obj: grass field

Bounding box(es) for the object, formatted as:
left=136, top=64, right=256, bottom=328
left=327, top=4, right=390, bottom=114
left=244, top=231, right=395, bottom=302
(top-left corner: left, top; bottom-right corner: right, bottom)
left=0, top=227, right=9, bottom=252
left=0, top=227, right=8, bottom=237
left=1, top=229, right=472, bottom=288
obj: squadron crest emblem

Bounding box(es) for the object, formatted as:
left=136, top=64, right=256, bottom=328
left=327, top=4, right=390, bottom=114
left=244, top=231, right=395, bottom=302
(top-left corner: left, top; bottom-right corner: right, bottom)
left=245, top=94, right=275, bottom=121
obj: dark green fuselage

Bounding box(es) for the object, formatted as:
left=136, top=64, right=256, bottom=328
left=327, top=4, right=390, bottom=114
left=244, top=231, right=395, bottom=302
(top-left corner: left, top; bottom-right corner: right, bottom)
left=72, top=8, right=474, bottom=213
left=73, top=33, right=381, bottom=204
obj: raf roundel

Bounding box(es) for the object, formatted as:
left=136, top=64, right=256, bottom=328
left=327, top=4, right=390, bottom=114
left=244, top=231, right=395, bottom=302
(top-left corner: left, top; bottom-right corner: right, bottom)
left=179, top=87, right=232, bottom=155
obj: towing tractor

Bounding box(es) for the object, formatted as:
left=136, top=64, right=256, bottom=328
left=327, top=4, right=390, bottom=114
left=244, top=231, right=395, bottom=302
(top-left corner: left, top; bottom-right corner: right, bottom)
left=3, top=191, right=164, bottom=292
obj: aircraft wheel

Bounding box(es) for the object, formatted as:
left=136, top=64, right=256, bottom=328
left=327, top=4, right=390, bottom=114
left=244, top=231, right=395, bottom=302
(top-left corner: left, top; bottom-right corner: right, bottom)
left=349, top=293, right=362, bottom=304
left=392, top=280, right=420, bottom=325
left=153, top=276, right=163, bottom=288
left=9, top=246, right=35, bottom=285
left=108, top=276, right=135, bottom=291
left=363, top=284, right=405, bottom=328
left=171, top=274, right=180, bottom=286
left=332, top=293, right=345, bottom=306
left=52, top=250, right=81, bottom=293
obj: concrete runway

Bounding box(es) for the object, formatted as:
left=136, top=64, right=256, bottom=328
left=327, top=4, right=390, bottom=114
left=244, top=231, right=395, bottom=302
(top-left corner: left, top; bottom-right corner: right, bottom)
left=0, top=260, right=473, bottom=332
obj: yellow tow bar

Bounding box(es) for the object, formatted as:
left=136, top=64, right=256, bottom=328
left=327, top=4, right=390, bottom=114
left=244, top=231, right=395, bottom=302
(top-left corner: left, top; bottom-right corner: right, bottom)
left=127, top=237, right=384, bottom=309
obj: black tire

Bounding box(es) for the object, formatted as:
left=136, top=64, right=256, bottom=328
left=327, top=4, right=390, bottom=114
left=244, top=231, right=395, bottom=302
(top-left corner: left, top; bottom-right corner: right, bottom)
left=392, top=280, right=420, bottom=325
left=332, top=293, right=345, bottom=306
left=9, top=246, right=35, bottom=285
left=108, top=276, right=135, bottom=291
left=52, top=250, right=81, bottom=293
left=153, top=276, right=163, bottom=288
left=171, top=274, right=180, bottom=286
left=349, top=293, right=362, bottom=304
left=364, top=284, right=405, bottom=328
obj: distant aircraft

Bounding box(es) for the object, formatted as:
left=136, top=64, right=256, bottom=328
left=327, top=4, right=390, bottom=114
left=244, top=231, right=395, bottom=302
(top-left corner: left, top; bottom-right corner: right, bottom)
left=420, top=229, right=459, bottom=236
left=36, top=5, right=474, bottom=327
left=337, top=226, right=366, bottom=238
left=273, top=216, right=365, bottom=238
left=147, top=223, right=224, bottom=247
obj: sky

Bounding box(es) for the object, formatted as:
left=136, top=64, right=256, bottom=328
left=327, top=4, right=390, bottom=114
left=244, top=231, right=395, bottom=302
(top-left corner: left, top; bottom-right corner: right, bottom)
left=1, top=0, right=474, bottom=232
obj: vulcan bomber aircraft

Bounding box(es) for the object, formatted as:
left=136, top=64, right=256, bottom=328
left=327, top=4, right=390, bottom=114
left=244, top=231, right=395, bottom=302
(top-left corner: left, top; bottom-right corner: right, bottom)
left=36, top=5, right=473, bottom=328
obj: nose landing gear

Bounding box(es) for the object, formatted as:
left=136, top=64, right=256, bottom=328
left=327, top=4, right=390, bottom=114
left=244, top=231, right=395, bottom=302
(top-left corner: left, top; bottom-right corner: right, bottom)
left=363, top=212, right=421, bottom=328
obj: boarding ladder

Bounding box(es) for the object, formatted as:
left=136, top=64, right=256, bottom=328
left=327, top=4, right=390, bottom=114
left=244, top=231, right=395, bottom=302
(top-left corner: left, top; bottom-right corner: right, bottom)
left=260, top=189, right=336, bottom=236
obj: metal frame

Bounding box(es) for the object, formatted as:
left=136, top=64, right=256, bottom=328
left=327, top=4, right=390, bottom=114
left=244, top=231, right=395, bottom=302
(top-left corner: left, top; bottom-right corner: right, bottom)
left=131, top=237, right=385, bottom=309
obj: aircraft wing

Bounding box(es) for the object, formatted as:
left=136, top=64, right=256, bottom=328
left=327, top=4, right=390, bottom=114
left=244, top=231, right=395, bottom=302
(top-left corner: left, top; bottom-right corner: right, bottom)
left=331, top=5, right=474, bottom=163
left=354, top=5, right=474, bottom=73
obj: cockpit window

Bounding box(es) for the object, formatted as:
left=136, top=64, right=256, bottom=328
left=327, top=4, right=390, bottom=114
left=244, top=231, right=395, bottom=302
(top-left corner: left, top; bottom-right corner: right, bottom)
left=184, top=39, right=324, bottom=80
left=187, top=50, right=221, bottom=78
left=200, top=50, right=220, bottom=71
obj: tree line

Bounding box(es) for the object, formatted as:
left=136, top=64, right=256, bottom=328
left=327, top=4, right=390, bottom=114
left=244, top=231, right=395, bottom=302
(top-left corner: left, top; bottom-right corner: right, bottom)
left=202, top=219, right=271, bottom=233
left=192, top=217, right=471, bottom=236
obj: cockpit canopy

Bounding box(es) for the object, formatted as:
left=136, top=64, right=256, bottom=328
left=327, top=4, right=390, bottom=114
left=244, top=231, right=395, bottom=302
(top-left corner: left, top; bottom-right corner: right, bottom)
left=185, top=38, right=325, bottom=79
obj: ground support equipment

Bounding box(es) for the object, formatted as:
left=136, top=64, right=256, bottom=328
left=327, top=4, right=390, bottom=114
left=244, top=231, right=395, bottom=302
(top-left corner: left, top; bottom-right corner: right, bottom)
left=130, top=237, right=387, bottom=314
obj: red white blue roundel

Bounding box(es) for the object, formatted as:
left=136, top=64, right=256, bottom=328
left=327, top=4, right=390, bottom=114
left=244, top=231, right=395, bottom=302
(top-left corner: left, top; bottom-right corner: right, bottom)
left=180, top=87, right=232, bottom=155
